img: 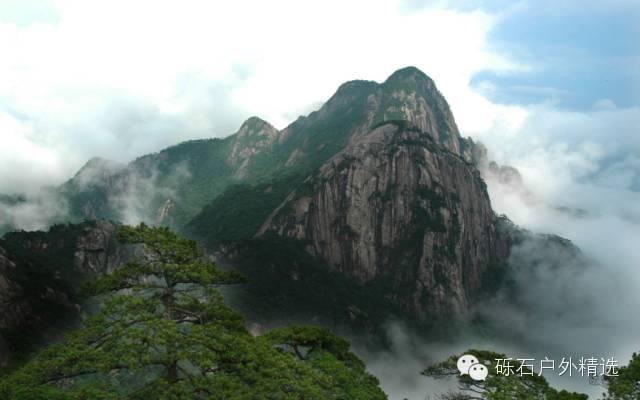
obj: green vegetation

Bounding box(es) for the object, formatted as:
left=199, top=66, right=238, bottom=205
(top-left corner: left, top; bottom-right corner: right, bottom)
left=0, top=224, right=386, bottom=399
left=604, top=352, right=640, bottom=399
left=2, top=222, right=102, bottom=286
left=225, top=235, right=448, bottom=336
left=184, top=173, right=306, bottom=246
left=225, top=236, right=395, bottom=327
left=60, top=137, right=236, bottom=228
left=183, top=80, right=379, bottom=245
left=423, top=350, right=588, bottom=399
left=0, top=223, right=100, bottom=355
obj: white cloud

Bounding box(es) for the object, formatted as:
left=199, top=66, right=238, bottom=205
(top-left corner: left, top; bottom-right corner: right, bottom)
left=0, top=0, right=522, bottom=193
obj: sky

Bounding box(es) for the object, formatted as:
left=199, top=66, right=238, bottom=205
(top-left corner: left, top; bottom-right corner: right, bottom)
left=1, top=0, right=639, bottom=398
left=0, top=0, right=637, bottom=193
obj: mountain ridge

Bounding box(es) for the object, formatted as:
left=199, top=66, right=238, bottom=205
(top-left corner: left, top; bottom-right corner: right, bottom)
left=1, top=66, right=560, bottom=330
left=56, top=66, right=471, bottom=231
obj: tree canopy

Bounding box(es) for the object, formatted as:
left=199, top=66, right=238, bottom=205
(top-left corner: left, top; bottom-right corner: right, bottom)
left=0, top=224, right=387, bottom=399
left=603, top=352, right=640, bottom=399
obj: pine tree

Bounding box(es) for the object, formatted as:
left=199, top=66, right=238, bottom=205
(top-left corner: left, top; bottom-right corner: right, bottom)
left=0, top=224, right=387, bottom=399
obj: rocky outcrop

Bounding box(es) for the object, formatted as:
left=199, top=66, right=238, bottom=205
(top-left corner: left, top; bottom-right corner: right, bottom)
left=0, top=220, right=132, bottom=365
left=275, top=67, right=466, bottom=175
left=259, top=122, right=510, bottom=319
left=187, top=67, right=529, bottom=323
left=461, top=139, right=524, bottom=188
left=57, top=67, right=475, bottom=232
left=228, top=117, right=279, bottom=179
left=370, top=67, right=463, bottom=155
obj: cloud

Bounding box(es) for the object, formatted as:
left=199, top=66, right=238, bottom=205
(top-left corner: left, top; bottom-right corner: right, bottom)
left=0, top=0, right=521, bottom=194
left=0, top=189, right=67, bottom=234
left=0, top=0, right=59, bottom=26
left=466, top=0, right=640, bottom=109
left=440, top=101, right=640, bottom=397
left=353, top=73, right=640, bottom=399
left=110, top=162, right=192, bottom=226
left=66, top=156, right=192, bottom=226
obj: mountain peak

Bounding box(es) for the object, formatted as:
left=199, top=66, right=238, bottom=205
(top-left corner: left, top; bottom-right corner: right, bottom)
left=229, top=117, right=280, bottom=177
left=334, top=79, right=378, bottom=96
left=67, top=157, right=123, bottom=190
left=76, top=157, right=122, bottom=175
left=384, top=66, right=433, bottom=84
left=238, top=116, right=275, bottom=134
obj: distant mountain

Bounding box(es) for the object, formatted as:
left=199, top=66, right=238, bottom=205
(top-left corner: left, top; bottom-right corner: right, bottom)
left=182, top=67, right=516, bottom=324
left=58, top=67, right=476, bottom=229
left=2, top=66, right=582, bottom=333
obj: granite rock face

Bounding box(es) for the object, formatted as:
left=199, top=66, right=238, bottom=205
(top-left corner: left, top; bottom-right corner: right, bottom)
left=247, top=68, right=515, bottom=320
left=259, top=123, right=511, bottom=319
left=228, top=117, right=280, bottom=179
left=369, top=67, right=463, bottom=155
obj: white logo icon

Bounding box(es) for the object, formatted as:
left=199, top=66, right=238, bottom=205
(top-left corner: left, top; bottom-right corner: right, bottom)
left=457, top=354, right=488, bottom=381
left=457, top=354, right=479, bottom=375
left=469, top=363, right=489, bottom=381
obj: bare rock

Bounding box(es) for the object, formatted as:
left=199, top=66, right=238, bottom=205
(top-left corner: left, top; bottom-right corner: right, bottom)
left=259, top=123, right=510, bottom=320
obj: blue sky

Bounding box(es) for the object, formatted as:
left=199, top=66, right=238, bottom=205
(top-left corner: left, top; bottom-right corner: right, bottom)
left=0, top=1, right=638, bottom=112
left=471, top=1, right=639, bottom=109
left=398, top=0, right=639, bottom=108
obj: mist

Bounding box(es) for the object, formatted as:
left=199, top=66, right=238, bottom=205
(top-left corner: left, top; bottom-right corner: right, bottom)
left=354, top=105, right=640, bottom=399
left=0, top=189, right=67, bottom=233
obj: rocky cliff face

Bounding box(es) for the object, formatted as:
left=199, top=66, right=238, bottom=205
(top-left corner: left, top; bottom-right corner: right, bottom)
left=370, top=67, right=463, bottom=155
left=228, top=117, right=280, bottom=179
left=55, top=67, right=472, bottom=232
left=183, top=66, right=530, bottom=323
left=258, top=122, right=510, bottom=319
left=0, top=220, right=131, bottom=365
left=273, top=67, right=466, bottom=175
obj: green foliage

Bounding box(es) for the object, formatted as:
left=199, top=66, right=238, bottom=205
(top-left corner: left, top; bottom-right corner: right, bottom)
left=184, top=173, right=306, bottom=246
left=2, top=222, right=98, bottom=287
left=604, top=352, right=640, bottom=399
left=423, top=349, right=588, bottom=400
left=61, top=137, right=236, bottom=228
left=0, top=223, right=96, bottom=355
left=262, top=326, right=386, bottom=400
left=226, top=236, right=407, bottom=332
left=262, top=81, right=375, bottom=179
left=0, top=224, right=386, bottom=399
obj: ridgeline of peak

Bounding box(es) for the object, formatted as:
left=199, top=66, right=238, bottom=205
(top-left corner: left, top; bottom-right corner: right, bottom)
left=333, top=66, right=435, bottom=97
left=60, top=66, right=471, bottom=229
left=228, top=116, right=280, bottom=179
left=3, top=66, right=580, bottom=342
left=71, top=157, right=123, bottom=184
left=375, top=66, right=462, bottom=153
left=76, top=157, right=121, bottom=173
left=332, top=79, right=378, bottom=98
left=237, top=116, right=276, bottom=134
left=384, top=65, right=433, bottom=84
